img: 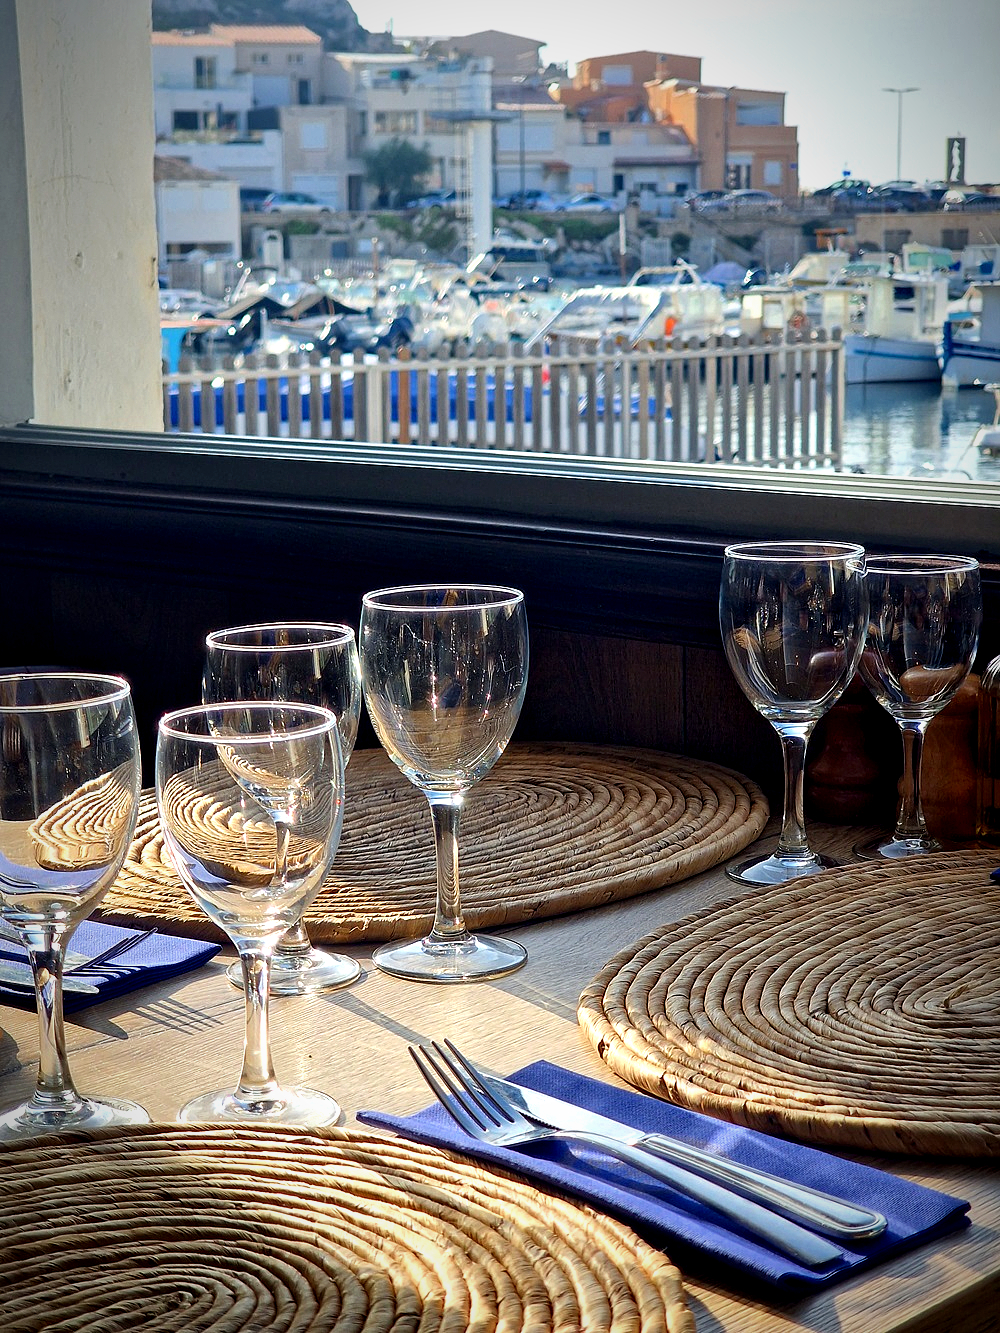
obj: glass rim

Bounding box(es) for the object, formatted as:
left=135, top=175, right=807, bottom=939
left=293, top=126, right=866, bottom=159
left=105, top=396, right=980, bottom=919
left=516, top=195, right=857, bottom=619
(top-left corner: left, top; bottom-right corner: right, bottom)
left=862, top=553, right=980, bottom=574
left=362, top=584, right=525, bottom=611
left=205, top=621, right=356, bottom=651
left=0, top=671, right=132, bottom=713
left=158, top=700, right=339, bottom=743
left=723, top=541, right=865, bottom=562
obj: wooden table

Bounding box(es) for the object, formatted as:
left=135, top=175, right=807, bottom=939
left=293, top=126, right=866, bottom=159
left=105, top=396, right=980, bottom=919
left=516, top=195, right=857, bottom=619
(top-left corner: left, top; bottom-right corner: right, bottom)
left=1, top=822, right=997, bottom=1333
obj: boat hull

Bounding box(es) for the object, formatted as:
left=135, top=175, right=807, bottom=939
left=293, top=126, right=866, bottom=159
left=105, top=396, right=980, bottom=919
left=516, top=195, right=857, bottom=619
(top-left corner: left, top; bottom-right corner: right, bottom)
left=844, top=334, right=941, bottom=384
left=940, top=342, right=1000, bottom=387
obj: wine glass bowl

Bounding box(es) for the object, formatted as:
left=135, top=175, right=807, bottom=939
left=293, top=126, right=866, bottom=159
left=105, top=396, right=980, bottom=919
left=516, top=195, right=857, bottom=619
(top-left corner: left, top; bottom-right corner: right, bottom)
left=360, top=584, right=529, bottom=982
left=0, top=672, right=148, bottom=1140
left=720, top=542, right=867, bottom=885
left=156, top=701, right=345, bottom=1124
left=203, top=621, right=362, bottom=995
left=855, top=555, right=982, bottom=859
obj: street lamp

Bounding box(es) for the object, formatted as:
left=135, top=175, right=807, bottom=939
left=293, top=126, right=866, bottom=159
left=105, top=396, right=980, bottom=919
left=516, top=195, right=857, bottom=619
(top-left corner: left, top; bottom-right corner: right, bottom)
left=883, top=86, right=918, bottom=181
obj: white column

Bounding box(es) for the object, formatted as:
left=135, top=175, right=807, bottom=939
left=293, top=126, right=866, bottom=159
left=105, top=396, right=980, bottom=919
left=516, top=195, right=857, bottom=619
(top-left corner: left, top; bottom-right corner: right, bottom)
left=0, top=0, right=162, bottom=431
left=469, top=121, right=494, bottom=258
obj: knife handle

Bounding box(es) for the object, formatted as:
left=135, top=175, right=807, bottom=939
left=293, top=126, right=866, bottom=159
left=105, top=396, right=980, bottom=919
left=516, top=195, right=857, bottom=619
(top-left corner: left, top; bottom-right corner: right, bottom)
left=582, top=1134, right=843, bottom=1268
left=637, top=1133, right=886, bottom=1241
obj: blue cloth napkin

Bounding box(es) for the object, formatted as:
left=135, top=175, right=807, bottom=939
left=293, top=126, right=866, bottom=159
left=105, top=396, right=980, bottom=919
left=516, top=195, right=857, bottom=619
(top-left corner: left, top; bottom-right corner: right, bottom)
left=359, top=1060, right=970, bottom=1293
left=0, top=919, right=221, bottom=1013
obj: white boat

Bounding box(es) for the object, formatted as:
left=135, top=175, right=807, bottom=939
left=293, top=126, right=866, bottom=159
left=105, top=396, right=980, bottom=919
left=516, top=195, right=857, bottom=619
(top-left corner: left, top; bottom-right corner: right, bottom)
left=527, top=267, right=726, bottom=349
left=844, top=272, right=950, bottom=383
left=972, top=383, right=1000, bottom=456
left=940, top=282, right=1000, bottom=387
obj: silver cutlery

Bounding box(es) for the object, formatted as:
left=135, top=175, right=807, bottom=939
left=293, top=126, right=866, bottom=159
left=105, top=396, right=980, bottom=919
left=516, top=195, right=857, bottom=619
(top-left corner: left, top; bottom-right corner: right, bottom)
left=410, top=1039, right=844, bottom=1269
left=0, top=961, right=99, bottom=996
left=469, top=1060, right=885, bottom=1242
left=0, top=922, right=157, bottom=976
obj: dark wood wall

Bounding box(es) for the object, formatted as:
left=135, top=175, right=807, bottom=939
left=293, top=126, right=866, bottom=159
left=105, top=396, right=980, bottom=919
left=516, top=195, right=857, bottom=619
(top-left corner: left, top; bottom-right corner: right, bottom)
left=1, top=436, right=994, bottom=825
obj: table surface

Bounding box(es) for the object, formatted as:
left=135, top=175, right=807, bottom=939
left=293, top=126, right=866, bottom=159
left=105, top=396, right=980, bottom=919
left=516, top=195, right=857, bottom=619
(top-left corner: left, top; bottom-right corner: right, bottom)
left=1, top=820, right=997, bottom=1333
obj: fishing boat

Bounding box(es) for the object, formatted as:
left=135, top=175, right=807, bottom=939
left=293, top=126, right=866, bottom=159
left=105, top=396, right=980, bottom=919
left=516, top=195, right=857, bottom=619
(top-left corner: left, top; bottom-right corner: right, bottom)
left=844, top=271, right=950, bottom=383
left=940, top=282, right=1000, bottom=387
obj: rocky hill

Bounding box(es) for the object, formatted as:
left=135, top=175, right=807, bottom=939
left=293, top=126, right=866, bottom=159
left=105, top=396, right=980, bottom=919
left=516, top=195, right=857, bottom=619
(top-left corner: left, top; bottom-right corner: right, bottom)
left=151, top=0, right=397, bottom=52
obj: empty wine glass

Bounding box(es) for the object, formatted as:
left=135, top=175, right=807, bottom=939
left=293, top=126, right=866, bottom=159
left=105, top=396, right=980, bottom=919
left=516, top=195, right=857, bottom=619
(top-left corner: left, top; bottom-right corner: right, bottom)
left=855, top=554, right=982, bottom=859
left=359, top=585, right=528, bottom=982
left=203, top=621, right=362, bottom=995
left=720, top=542, right=867, bottom=885
left=0, top=672, right=148, bottom=1140
left=156, top=701, right=345, bottom=1124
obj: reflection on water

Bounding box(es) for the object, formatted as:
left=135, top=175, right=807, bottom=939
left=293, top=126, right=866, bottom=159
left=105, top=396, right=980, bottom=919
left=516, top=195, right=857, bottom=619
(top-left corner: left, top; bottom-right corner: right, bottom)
left=841, top=382, right=1000, bottom=482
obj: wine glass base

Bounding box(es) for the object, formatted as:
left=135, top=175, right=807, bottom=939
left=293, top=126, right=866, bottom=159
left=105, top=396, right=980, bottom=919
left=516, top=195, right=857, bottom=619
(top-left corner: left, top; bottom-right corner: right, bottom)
left=726, top=849, right=840, bottom=886
left=0, top=1094, right=150, bottom=1142
left=177, top=1084, right=343, bottom=1127
left=854, top=833, right=944, bottom=861
left=225, top=948, right=362, bottom=996
left=372, top=932, right=527, bottom=983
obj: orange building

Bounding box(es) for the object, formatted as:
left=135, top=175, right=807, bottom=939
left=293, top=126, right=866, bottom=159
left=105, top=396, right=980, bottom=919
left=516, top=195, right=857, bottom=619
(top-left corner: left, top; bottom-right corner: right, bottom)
left=552, top=49, right=799, bottom=199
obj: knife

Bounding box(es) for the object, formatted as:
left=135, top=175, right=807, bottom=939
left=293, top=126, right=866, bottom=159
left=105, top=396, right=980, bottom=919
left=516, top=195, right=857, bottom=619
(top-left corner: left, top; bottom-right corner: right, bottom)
left=480, top=1073, right=886, bottom=1242
left=0, top=960, right=100, bottom=996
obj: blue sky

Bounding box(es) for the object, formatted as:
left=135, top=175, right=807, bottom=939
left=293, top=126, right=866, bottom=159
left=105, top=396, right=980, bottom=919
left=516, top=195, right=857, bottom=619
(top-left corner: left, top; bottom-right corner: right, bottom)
left=349, top=0, right=1000, bottom=189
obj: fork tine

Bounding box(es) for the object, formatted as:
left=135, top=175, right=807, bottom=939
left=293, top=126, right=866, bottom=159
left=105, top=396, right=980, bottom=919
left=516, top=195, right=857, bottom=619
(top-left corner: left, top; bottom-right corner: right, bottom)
left=436, top=1039, right=523, bottom=1128
left=409, top=1044, right=495, bottom=1136
left=70, top=927, right=157, bottom=974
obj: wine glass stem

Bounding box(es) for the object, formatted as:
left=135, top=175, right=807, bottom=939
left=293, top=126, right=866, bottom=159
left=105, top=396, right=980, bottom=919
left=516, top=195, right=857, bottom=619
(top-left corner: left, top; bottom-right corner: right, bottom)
left=272, top=819, right=312, bottom=956
left=276, top=918, right=311, bottom=956
left=27, top=933, right=81, bottom=1113
left=774, top=723, right=813, bottom=858
left=235, top=949, right=281, bottom=1103
left=426, top=792, right=469, bottom=942
left=895, top=721, right=930, bottom=840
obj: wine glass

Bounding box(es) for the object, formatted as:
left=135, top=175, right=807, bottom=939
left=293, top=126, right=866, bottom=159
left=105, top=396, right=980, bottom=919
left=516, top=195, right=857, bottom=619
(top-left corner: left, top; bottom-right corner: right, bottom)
left=855, top=554, right=981, bottom=859
left=203, top=621, right=362, bottom=995
left=0, top=672, right=148, bottom=1140
left=720, top=542, right=867, bottom=885
left=359, top=584, right=529, bottom=982
left=156, top=701, right=345, bottom=1124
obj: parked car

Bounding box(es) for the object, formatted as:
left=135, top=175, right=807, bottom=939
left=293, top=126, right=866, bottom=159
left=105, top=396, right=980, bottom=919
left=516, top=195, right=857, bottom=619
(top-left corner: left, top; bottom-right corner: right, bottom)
left=260, top=191, right=333, bottom=215
left=812, top=177, right=871, bottom=198
left=943, top=191, right=1000, bottom=212
left=867, top=184, right=933, bottom=212
left=699, top=188, right=782, bottom=216
left=811, top=178, right=873, bottom=210
left=404, top=189, right=457, bottom=209
left=555, top=192, right=618, bottom=213
left=682, top=189, right=729, bottom=213
left=496, top=189, right=557, bottom=211
left=239, top=187, right=273, bottom=213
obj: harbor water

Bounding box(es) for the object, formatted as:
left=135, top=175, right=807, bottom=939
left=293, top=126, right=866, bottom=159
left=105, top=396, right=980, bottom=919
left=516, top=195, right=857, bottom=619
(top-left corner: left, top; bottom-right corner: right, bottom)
left=841, top=381, right=1000, bottom=482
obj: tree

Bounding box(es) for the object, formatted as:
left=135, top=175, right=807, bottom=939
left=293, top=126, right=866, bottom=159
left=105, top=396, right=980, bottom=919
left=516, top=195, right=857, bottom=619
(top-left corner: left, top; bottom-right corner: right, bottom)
left=364, top=138, right=433, bottom=208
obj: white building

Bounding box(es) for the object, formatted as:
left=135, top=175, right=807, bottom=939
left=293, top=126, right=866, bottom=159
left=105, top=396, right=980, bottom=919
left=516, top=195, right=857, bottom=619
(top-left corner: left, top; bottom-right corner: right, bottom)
left=154, top=157, right=240, bottom=265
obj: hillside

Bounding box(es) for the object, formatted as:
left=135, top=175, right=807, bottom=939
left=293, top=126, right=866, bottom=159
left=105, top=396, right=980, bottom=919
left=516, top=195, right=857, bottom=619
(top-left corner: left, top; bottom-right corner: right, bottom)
left=151, top=0, right=397, bottom=52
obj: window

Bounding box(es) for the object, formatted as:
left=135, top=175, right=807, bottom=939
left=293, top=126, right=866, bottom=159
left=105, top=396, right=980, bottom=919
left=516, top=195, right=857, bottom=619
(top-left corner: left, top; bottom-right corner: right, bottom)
left=300, top=120, right=327, bottom=151
left=763, top=160, right=782, bottom=187
left=172, top=110, right=198, bottom=132
left=251, top=52, right=269, bottom=66
left=601, top=64, right=633, bottom=86
left=288, top=53, right=304, bottom=65
left=374, top=110, right=418, bottom=135
left=194, top=56, right=216, bottom=90
left=597, top=130, right=611, bottom=145
left=736, top=101, right=781, bottom=126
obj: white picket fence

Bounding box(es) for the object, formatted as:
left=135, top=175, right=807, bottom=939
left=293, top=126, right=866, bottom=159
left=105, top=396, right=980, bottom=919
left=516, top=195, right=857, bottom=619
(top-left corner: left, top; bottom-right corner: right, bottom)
left=163, top=329, right=845, bottom=468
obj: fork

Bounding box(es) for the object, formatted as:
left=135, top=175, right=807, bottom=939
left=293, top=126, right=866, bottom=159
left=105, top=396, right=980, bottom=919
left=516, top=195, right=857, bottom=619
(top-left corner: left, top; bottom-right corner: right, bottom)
left=0, top=921, right=156, bottom=975
left=410, top=1040, right=844, bottom=1270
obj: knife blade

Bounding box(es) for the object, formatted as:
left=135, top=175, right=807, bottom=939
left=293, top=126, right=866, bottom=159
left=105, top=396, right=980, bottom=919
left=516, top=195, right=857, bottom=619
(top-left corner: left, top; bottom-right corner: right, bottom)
left=480, top=1072, right=886, bottom=1242
left=0, top=960, right=100, bottom=996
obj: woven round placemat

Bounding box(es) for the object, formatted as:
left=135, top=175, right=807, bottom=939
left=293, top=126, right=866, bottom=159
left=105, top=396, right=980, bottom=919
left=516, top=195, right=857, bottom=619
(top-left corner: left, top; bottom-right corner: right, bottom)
left=579, top=850, right=1000, bottom=1158
left=99, top=742, right=768, bottom=944
left=0, top=1123, right=693, bottom=1333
